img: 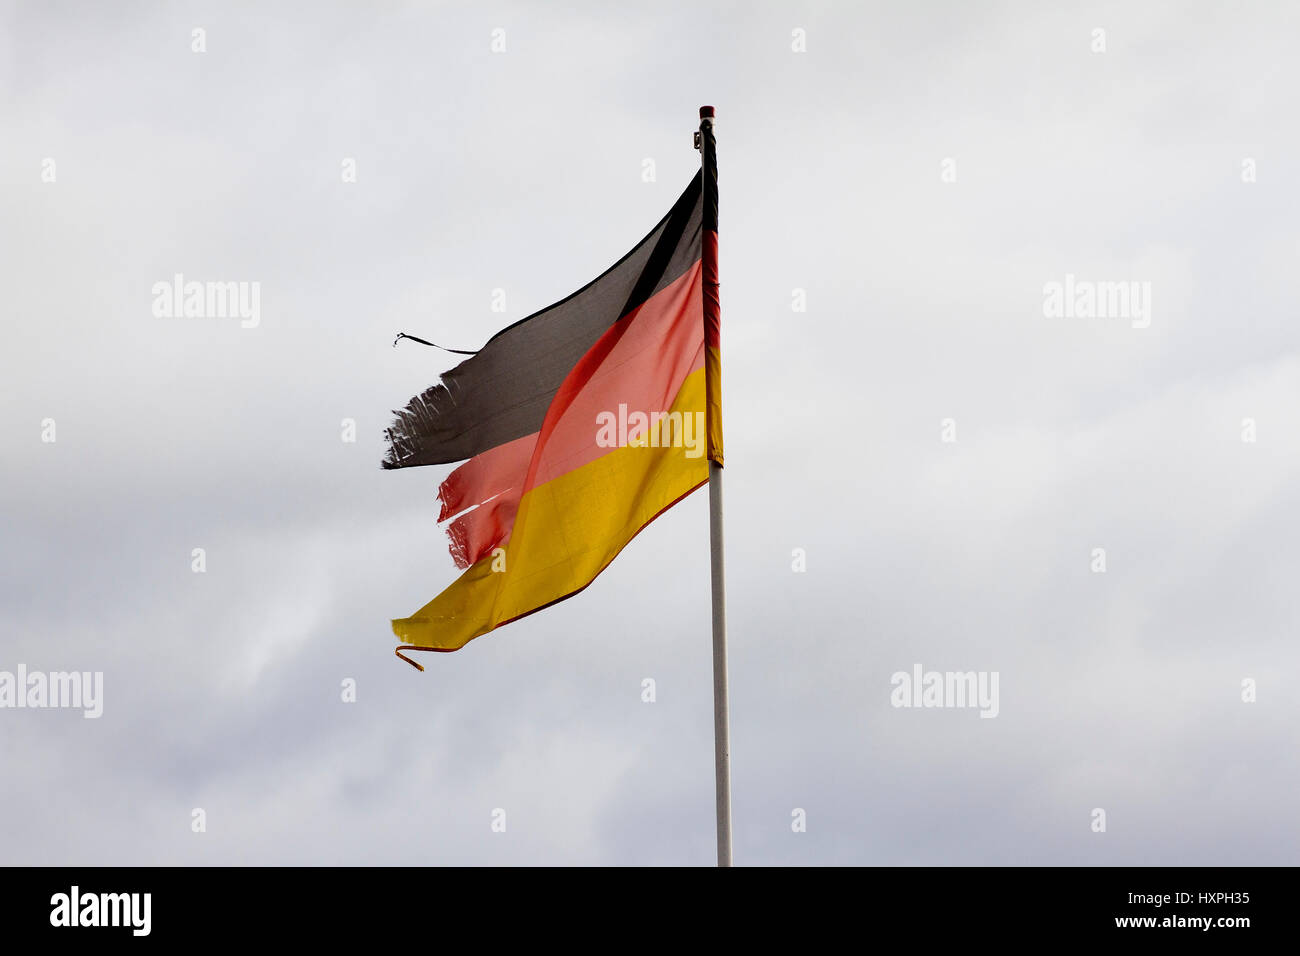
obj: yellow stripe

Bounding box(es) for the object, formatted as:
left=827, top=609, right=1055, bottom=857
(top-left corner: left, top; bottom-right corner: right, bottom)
left=705, top=344, right=723, bottom=466
left=393, top=369, right=709, bottom=650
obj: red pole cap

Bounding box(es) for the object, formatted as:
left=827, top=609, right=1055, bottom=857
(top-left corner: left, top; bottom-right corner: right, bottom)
left=699, top=106, right=715, bottom=118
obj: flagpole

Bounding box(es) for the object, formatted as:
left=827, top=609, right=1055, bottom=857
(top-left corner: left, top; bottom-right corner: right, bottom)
left=698, top=105, right=732, bottom=867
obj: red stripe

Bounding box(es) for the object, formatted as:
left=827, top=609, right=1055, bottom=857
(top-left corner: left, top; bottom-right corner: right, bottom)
left=528, top=260, right=704, bottom=489
left=437, top=432, right=535, bottom=523
left=703, top=230, right=720, bottom=349
left=436, top=258, right=704, bottom=568
left=522, top=258, right=703, bottom=495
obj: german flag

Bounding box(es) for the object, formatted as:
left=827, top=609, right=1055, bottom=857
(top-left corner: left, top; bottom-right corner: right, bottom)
left=383, top=170, right=721, bottom=663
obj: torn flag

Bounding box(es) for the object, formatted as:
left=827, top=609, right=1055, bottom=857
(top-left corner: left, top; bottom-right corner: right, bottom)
left=383, top=172, right=720, bottom=661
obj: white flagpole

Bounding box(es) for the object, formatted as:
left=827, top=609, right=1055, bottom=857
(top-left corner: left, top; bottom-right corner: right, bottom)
left=698, top=105, right=732, bottom=867
left=709, top=461, right=731, bottom=867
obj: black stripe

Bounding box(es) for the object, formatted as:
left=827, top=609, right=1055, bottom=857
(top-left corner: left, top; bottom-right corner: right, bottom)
left=382, top=174, right=703, bottom=470
left=700, top=120, right=717, bottom=233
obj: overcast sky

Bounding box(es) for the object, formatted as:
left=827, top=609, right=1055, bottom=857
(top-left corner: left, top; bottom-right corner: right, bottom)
left=2, top=0, right=1298, bottom=865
